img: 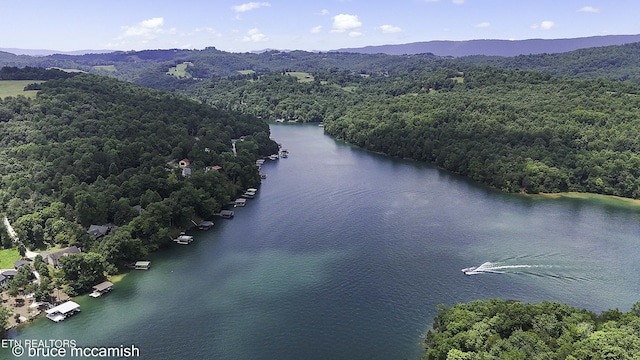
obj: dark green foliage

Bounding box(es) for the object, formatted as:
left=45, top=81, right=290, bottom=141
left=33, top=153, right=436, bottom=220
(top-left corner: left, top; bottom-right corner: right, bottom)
left=324, top=68, right=640, bottom=197
left=58, top=252, right=108, bottom=296
left=0, top=74, right=278, bottom=292
left=0, top=66, right=76, bottom=80
left=423, top=299, right=640, bottom=360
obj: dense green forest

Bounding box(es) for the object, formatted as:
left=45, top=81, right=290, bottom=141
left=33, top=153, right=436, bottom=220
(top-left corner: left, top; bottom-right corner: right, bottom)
left=423, top=299, right=640, bottom=359
left=324, top=68, right=640, bottom=197
left=0, top=73, right=278, bottom=296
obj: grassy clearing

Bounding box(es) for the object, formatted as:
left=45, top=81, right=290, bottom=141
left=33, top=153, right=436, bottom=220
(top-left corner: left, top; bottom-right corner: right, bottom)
left=0, top=247, right=20, bottom=268
left=237, top=70, right=256, bottom=75
left=167, top=62, right=193, bottom=79
left=0, top=80, right=41, bottom=99
left=93, top=65, right=117, bottom=72
left=49, top=67, right=85, bottom=73
left=450, top=76, right=464, bottom=83
left=531, top=192, right=640, bottom=209
left=286, top=71, right=314, bottom=82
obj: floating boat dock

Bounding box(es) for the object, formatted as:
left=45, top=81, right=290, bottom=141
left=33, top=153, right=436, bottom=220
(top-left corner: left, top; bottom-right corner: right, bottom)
left=174, top=235, right=194, bottom=245
left=197, top=221, right=214, bottom=230
left=219, top=210, right=234, bottom=218
left=134, top=261, right=151, bottom=270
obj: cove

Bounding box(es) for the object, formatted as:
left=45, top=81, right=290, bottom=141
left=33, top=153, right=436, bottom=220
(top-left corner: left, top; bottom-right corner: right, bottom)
left=5, top=123, right=640, bottom=360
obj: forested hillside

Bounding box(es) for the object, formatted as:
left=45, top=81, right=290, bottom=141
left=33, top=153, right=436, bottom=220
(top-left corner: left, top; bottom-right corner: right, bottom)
left=458, top=42, right=640, bottom=83
left=0, top=74, right=278, bottom=295
left=324, top=68, right=640, bottom=197
left=423, top=299, right=640, bottom=359
left=4, top=41, right=640, bottom=86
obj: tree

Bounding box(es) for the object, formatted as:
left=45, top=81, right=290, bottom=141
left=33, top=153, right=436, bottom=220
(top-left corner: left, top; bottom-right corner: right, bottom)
left=59, top=252, right=107, bottom=296
left=0, top=305, right=11, bottom=336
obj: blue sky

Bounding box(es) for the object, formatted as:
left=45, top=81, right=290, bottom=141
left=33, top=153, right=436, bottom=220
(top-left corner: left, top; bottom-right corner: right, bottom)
left=1, top=0, right=639, bottom=53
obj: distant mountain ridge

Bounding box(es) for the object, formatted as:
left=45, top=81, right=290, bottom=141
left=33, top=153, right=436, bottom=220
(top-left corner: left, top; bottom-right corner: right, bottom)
left=335, top=34, right=640, bottom=57
left=0, top=48, right=113, bottom=56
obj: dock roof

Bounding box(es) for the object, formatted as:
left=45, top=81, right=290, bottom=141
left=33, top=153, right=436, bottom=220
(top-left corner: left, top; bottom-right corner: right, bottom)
left=92, top=281, right=114, bottom=292
left=46, top=301, right=80, bottom=315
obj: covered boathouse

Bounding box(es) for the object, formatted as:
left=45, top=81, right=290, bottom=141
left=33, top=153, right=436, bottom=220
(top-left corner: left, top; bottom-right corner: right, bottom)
left=89, top=281, right=114, bottom=298
left=45, top=301, right=80, bottom=322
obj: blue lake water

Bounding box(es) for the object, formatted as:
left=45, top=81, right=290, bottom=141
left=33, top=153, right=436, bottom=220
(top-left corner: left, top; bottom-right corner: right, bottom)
left=5, top=123, right=640, bottom=359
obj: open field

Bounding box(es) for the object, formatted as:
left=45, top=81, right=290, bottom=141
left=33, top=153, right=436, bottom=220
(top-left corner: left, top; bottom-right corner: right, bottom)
left=167, top=62, right=193, bottom=79
left=237, top=70, right=256, bottom=75
left=286, top=71, right=314, bottom=82
left=0, top=247, right=20, bottom=269
left=0, top=80, right=41, bottom=99
left=93, top=65, right=117, bottom=72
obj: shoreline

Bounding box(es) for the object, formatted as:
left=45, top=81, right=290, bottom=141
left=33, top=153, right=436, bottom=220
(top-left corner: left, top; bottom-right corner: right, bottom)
left=523, top=191, right=640, bottom=208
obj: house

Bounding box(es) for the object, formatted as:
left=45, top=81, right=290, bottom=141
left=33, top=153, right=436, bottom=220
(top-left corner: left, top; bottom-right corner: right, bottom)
left=1, top=269, right=17, bottom=279
left=89, top=281, right=113, bottom=298
left=13, top=259, right=30, bottom=269
left=41, top=246, right=81, bottom=268
left=179, top=158, right=190, bottom=168
left=206, top=165, right=222, bottom=172
left=45, top=301, right=80, bottom=322
left=87, top=224, right=111, bottom=238
left=0, top=274, right=6, bottom=286
left=181, top=168, right=192, bottom=177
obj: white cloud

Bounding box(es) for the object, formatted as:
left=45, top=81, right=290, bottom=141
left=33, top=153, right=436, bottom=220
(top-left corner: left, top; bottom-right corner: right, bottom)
left=310, top=25, right=323, bottom=34
left=332, top=14, right=362, bottom=33
left=121, top=17, right=167, bottom=39
left=242, top=28, right=268, bottom=42
left=578, top=6, right=600, bottom=13
left=474, top=22, right=491, bottom=28
left=349, top=31, right=363, bottom=38
left=319, top=9, right=329, bottom=16
left=192, top=27, right=222, bottom=39
left=540, top=20, right=555, bottom=30
left=379, top=25, right=402, bottom=33
left=232, top=2, right=271, bottom=13
left=452, top=0, right=465, bottom=4
left=531, top=20, right=555, bottom=30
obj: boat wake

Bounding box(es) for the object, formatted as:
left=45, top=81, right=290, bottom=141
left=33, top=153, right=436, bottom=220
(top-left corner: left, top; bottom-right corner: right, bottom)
left=462, top=262, right=549, bottom=276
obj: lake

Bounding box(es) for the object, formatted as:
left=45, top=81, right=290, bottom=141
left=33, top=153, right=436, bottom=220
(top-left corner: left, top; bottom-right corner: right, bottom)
left=5, top=123, right=640, bottom=359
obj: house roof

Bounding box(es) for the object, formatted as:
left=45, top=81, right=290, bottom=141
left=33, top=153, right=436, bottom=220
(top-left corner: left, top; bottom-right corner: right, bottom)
left=1, top=269, right=17, bottom=277
left=14, top=259, right=30, bottom=268
left=43, top=246, right=81, bottom=264
left=87, top=225, right=110, bottom=237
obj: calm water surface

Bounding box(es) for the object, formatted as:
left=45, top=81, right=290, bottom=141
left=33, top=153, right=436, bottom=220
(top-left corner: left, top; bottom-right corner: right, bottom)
left=6, top=124, right=640, bottom=359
